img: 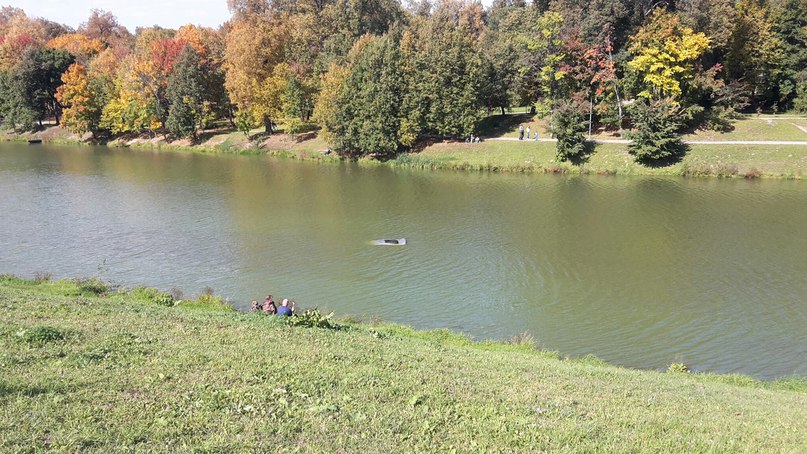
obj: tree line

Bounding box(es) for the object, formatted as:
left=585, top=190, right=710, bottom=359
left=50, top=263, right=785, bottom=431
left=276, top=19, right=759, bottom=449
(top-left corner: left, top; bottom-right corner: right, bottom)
left=0, top=0, right=805, bottom=162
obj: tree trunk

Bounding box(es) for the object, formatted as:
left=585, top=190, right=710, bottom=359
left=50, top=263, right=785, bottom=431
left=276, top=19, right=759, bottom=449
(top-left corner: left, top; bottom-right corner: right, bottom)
left=500, top=106, right=505, bottom=115
left=608, top=48, right=624, bottom=131
left=263, top=115, right=273, bottom=134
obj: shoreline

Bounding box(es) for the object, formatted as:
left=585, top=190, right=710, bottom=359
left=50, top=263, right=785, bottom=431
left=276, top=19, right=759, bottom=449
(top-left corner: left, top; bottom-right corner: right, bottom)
left=3, top=125, right=806, bottom=180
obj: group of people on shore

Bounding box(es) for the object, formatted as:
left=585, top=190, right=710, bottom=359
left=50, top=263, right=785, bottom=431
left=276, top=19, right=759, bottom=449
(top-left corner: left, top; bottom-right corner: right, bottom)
left=251, top=295, right=295, bottom=316
left=518, top=125, right=539, bottom=141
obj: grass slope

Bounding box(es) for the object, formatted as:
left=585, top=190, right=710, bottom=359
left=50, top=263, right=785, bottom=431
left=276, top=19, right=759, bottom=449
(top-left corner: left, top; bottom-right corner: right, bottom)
left=1, top=276, right=805, bottom=452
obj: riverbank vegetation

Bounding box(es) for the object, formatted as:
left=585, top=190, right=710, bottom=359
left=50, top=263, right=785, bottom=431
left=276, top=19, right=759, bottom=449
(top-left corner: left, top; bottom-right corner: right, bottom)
left=1, top=274, right=806, bottom=451
left=0, top=1, right=805, bottom=168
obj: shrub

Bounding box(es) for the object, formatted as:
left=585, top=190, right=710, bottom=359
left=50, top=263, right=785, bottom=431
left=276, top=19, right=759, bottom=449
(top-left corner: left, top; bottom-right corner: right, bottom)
left=626, top=99, right=687, bottom=164
left=550, top=100, right=589, bottom=163
left=287, top=308, right=335, bottom=329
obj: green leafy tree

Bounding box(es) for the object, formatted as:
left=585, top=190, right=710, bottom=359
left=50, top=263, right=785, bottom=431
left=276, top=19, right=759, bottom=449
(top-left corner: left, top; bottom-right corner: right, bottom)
left=400, top=0, right=486, bottom=139
left=725, top=1, right=786, bottom=109
left=626, top=98, right=687, bottom=164
left=280, top=72, right=311, bottom=136
left=166, top=46, right=207, bottom=139
left=333, top=34, right=406, bottom=157
left=769, top=0, right=807, bottom=109
left=0, top=47, right=74, bottom=130
left=0, top=68, right=37, bottom=130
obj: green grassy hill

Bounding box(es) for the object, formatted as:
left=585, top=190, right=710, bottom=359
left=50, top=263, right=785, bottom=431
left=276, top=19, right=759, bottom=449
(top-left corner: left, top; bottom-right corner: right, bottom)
left=1, top=276, right=805, bottom=452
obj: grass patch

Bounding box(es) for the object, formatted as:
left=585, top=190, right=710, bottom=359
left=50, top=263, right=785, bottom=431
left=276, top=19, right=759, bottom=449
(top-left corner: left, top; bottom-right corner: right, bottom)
left=13, top=325, right=70, bottom=345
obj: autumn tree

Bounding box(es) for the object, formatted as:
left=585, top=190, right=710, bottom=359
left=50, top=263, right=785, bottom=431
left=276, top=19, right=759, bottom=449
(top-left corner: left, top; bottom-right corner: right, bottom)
left=223, top=16, right=288, bottom=133
left=78, top=9, right=131, bottom=47
left=312, top=63, right=349, bottom=142
left=0, top=9, right=47, bottom=70
left=55, top=63, right=103, bottom=135
left=100, top=55, right=161, bottom=135
left=627, top=9, right=710, bottom=100
left=46, top=33, right=105, bottom=65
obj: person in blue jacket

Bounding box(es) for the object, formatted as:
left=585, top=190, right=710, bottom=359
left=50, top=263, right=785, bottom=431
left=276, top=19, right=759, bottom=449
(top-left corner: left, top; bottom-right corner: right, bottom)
left=277, top=298, right=295, bottom=316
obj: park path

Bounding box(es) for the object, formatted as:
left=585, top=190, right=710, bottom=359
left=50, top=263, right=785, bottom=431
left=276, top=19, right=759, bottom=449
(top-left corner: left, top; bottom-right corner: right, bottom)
left=488, top=137, right=807, bottom=145
left=792, top=123, right=807, bottom=135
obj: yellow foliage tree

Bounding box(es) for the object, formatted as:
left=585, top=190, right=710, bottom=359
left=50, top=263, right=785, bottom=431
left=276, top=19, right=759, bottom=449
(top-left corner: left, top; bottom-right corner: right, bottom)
left=46, top=33, right=104, bottom=65
left=313, top=64, right=349, bottom=142
left=628, top=10, right=710, bottom=99
left=55, top=63, right=101, bottom=135
left=100, top=56, right=161, bottom=134
left=223, top=17, right=288, bottom=133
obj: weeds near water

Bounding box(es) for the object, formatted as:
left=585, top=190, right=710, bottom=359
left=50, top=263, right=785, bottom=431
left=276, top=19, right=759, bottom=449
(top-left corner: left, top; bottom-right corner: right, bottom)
left=667, top=362, right=690, bottom=373
left=509, top=331, right=536, bottom=348
left=74, top=277, right=108, bottom=296
left=744, top=167, right=762, bottom=179
left=543, top=164, right=568, bottom=175
left=714, top=163, right=739, bottom=178
left=33, top=272, right=52, bottom=282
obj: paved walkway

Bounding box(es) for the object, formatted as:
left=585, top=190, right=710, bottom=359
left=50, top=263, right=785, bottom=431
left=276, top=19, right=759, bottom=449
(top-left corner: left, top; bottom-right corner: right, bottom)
left=489, top=137, right=807, bottom=146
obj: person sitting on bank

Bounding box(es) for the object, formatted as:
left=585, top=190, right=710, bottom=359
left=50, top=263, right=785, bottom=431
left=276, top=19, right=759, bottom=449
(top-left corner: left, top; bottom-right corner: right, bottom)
left=277, top=298, right=295, bottom=316
left=251, top=300, right=261, bottom=312
left=263, top=295, right=277, bottom=315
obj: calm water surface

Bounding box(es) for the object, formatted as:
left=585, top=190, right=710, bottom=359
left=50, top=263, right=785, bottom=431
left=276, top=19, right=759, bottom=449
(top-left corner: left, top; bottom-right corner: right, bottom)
left=1, top=143, right=805, bottom=379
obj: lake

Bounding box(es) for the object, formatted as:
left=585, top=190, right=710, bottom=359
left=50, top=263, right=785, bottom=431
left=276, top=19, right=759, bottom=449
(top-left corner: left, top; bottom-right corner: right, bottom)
left=1, top=142, right=805, bottom=379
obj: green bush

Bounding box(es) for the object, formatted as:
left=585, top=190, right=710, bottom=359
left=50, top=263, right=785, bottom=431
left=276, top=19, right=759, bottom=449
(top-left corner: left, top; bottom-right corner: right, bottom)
left=626, top=99, right=687, bottom=164
left=286, top=308, right=336, bottom=329
left=550, top=100, right=590, bottom=163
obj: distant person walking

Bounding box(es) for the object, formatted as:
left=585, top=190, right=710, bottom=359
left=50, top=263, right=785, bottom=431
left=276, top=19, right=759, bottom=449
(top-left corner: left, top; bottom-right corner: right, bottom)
left=526, top=126, right=531, bottom=139
left=534, top=131, right=539, bottom=141
left=518, top=125, right=524, bottom=140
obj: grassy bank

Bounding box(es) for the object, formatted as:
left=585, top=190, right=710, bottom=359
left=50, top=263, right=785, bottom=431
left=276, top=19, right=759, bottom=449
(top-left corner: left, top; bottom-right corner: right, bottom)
left=3, top=115, right=807, bottom=178
left=397, top=140, right=807, bottom=178
left=1, top=275, right=806, bottom=452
